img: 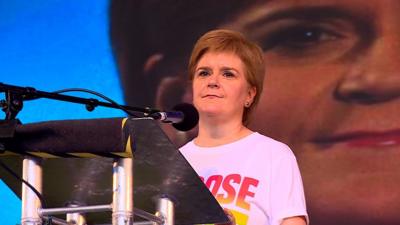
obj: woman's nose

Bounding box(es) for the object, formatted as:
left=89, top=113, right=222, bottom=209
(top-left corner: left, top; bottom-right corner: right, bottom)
left=334, top=36, right=400, bottom=104
left=207, top=74, right=220, bottom=88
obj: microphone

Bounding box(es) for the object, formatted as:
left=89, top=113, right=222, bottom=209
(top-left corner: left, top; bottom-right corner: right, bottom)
left=150, top=103, right=199, bottom=131
left=0, top=104, right=198, bottom=157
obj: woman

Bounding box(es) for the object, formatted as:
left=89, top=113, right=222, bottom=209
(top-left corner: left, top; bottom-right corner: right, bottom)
left=180, top=29, right=308, bottom=225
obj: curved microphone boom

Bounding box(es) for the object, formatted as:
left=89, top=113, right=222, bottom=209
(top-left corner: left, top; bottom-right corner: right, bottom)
left=0, top=103, right=198, bottom=157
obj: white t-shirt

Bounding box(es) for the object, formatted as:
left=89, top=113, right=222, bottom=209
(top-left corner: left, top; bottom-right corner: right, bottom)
left=180, top=132, right=308, bottom=225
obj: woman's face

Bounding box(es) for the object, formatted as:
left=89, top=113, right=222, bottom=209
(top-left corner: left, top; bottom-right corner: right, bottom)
left=192, top=51, right=255, bottom=123
left=224, top=0, right=400, bottom=224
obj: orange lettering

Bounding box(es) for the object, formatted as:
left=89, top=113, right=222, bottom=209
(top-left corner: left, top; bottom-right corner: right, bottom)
left=236, top=177, right=259, bottom=210
left=205, top=175, right=223, bottom=195
left=216, top=174, right=241, bottom=204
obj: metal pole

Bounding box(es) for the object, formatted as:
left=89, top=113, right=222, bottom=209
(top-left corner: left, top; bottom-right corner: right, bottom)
left=155, top=198, right=174, bottom=225
left=134, top=207, right=164, bottom=224
left=40, top=204, right=112, bottom=216
left=112, top=158, right=133, bottom=225
left=21, top=157, right=42, bottom=225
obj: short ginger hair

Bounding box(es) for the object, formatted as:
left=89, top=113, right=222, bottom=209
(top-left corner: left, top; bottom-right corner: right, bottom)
left=188, top=29, right=265, bottom=124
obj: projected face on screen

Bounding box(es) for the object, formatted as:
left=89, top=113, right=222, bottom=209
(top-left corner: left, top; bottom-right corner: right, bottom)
left=223, top=0, right=400, bottom=224
left=111, top=0, right=400, bottom=224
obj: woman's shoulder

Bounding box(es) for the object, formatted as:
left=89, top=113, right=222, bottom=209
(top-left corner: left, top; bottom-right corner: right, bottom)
left=251, top=132, right=289, bottom=148
left=179, top=139, right=195, bottom=152
left=250, top=132, right=295, bottom=157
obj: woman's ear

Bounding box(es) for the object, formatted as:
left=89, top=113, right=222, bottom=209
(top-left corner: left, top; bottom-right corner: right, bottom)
left=247, top=86, right=257, bottom=104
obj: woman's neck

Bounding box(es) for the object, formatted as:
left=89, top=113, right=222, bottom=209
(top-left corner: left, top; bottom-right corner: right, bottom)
left=194, top=117, right=253, bottom=147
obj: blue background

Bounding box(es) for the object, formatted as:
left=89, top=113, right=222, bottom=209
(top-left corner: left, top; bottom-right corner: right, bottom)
left=0, top=1, right=123, bottom=224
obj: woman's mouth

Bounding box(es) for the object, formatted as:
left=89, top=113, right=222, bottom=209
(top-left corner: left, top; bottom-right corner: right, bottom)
left=202, top=94, right=223, bottom=98
left=313, top=129, right=400, bottom=148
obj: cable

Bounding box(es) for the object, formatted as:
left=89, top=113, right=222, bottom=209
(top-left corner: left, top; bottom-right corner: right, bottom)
left=52, top=88, right=138, bottom=117
left=0, top=86, right=135, bottom=225
left=0, top=159, right=46, bottom=208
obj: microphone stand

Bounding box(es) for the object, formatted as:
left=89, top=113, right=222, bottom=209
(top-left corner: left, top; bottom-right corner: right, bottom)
left=0, top=83, right=173, bottom=225
left=0, top=82, right=159, bottom=120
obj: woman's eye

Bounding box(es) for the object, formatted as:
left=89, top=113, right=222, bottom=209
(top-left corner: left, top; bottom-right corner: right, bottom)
left=223, top=71, right=235, bottom=78
left=263, top=25, right=342, bottom=51
left=197, top=70, right=210, bottom=77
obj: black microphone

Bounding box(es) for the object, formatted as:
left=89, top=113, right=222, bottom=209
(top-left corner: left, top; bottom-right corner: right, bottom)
left=0, top=104, right=198, bottom=157
left=150, top=103, right=199, bottom=131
